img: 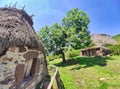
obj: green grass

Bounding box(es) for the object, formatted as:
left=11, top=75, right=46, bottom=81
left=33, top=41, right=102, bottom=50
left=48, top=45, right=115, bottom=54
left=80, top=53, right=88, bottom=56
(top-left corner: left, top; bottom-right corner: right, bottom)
left=113, top=34, right=120, bottom=44
left=48, top=56, right=120, bottom=89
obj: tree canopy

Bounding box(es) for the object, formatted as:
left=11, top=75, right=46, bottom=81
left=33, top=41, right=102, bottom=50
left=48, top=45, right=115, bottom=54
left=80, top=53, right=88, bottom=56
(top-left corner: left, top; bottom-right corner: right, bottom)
left=62, top=8, right=91, bottom=49
left=38, top=23, right=67, bottom=62
left=38, top=8, right=92, bottom=62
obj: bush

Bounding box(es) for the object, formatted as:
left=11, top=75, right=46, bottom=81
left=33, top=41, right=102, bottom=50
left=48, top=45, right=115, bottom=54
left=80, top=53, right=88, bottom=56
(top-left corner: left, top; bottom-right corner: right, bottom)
left=107, top=44, right=120, bottom=55
left=65, top=49, right=80, bottom=58
left=47, top=55, right=60, bottom=61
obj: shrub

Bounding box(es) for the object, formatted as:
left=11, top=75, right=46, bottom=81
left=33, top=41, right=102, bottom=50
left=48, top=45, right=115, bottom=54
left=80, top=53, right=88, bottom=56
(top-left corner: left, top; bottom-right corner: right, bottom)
left=65, top=49, right=80, bottom=58
left=47, top=55, right=60, bottom=61
left=107, top=44, right=120, bottom=55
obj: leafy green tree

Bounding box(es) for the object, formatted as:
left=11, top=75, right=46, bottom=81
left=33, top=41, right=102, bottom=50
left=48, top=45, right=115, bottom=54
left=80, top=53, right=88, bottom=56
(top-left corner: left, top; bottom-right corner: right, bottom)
left=62, top=8, right=92, bottom=49
left=38, top=23, right=67, bottom=62
left=107, top=44, right=120, bottom=55
left=37, top=26, right=53, bottom=55
left=38, top=8, right=91, bottom=62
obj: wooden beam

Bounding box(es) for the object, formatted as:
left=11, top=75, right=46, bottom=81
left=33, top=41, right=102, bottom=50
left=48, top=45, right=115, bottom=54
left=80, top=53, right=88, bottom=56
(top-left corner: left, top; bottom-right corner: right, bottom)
left=47, top=67, right=58, bottom=89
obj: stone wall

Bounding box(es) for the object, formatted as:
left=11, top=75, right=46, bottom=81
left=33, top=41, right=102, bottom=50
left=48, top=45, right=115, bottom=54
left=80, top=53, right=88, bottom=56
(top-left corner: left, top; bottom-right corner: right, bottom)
left=0, top=46, right=48, bottom=89
left=81, top=47, right=109, bottom=57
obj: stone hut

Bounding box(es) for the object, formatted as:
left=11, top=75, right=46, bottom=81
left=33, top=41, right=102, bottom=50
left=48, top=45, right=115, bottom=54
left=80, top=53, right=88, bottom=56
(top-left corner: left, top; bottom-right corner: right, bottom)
left=0, top=7, right=48, bottom=89
left=81, top=46, right=110, bottom=57
left=80, top=34, right=118, bottom=57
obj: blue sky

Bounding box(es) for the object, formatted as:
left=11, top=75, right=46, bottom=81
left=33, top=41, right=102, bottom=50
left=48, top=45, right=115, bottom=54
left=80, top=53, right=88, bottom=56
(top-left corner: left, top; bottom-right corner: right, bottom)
left=0, top=0, right=120, bottom=36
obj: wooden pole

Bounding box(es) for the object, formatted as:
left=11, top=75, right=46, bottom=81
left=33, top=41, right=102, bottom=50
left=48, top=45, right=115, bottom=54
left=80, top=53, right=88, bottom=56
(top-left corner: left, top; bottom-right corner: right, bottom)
left=47, top=67, right=58, bottom=89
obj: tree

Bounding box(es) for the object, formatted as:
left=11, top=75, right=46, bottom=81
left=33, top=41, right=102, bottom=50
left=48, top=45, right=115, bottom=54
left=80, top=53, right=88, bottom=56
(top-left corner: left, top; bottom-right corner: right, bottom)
left=38, top=8, right=91, bottom=62
left=37, top=26, right=52, bottom=55
left=62, top=8, right=92, bottom=49
left=38, top=23, right=67, bottom=62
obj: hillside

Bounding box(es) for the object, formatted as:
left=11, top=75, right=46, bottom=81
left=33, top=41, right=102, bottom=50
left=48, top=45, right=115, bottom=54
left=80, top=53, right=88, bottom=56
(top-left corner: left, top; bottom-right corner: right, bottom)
left=49, top=56, right=120, bottom=89
left=113, top=34, right=120, bottom=44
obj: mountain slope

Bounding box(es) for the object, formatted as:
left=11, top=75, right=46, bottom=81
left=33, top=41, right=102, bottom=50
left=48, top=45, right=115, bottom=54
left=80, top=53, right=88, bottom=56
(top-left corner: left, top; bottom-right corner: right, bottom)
left=113, top=34, right=120, bottom=44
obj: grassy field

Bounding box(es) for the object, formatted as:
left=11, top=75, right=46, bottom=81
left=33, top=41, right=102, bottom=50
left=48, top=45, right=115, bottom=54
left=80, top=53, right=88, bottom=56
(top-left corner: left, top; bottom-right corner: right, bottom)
left=113, top=34, right=120, bottom=44
left=48, top=56, right=120, bottom=89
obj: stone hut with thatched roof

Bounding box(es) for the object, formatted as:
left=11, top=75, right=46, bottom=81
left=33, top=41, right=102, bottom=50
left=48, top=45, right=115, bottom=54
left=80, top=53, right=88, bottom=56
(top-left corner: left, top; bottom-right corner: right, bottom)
left=0, top=7, right=48, bottom=89
left=81, top=34, right=117, bottom=57
left=80, top=46, right=110, bottom=57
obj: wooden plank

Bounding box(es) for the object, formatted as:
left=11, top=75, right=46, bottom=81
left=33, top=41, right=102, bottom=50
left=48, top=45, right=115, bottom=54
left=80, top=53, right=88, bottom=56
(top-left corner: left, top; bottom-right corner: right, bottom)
left=47, top=67, right=58, bottom=89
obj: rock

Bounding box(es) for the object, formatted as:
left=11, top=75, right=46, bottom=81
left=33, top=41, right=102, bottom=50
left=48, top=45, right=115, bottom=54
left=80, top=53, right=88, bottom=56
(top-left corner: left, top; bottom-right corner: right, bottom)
left=15, top=64, right=25, bottom=85
left=2, top=57, right=12, bottom=62
left=18, top=46, right=26, bottom=53
left=23, top=51, right=39, bottom=59
left=99, top=77, right=106, bottom=81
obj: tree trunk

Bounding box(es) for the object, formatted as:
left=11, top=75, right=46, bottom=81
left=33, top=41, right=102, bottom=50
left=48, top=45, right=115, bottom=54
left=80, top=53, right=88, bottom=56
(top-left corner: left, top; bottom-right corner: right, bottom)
left=62, top=52, right=66, bottom=63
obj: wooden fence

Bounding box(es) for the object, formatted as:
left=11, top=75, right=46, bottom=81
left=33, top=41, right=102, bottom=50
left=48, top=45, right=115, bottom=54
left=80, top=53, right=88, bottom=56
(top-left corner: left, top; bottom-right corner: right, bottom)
left=47, top=66, right=65, bottom=89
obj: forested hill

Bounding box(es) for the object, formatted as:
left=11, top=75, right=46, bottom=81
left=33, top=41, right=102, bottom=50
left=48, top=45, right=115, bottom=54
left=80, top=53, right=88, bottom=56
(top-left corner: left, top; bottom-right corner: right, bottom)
left=112, top=34, right=120, bottom=44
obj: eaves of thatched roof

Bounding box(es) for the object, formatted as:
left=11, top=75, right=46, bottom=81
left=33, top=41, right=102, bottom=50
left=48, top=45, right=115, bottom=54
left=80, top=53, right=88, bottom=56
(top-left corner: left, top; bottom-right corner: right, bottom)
left=81, top=46, right=108, bottom=51
left=0, top=7, right=44, bottom=53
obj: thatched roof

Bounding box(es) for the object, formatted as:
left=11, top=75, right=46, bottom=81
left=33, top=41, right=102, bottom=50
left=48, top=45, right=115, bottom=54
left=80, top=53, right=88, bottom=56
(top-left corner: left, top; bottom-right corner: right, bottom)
left=0, top=7, right=44, bottom=53
left=91, top=34, right=118, bottom=46
left=81, top=46, right=108, bottom=51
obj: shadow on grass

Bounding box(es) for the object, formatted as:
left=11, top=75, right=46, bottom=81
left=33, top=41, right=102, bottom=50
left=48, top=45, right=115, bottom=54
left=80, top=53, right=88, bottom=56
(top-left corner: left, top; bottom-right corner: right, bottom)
left=54, top=56, right=113, bottom=70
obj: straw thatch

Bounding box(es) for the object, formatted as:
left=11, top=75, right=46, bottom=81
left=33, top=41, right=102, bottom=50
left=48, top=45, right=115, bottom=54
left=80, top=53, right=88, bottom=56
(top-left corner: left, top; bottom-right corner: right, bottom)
left=91, top=34, right=118, bottom=46
left=0, top=7, right=44, bottom=54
